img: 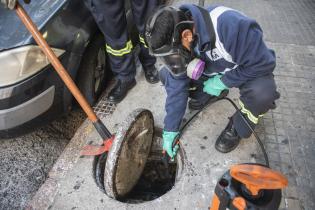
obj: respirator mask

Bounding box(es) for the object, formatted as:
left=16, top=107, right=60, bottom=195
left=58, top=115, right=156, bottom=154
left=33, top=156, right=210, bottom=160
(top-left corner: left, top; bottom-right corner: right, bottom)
left=145, top=6, right=205, bottom=79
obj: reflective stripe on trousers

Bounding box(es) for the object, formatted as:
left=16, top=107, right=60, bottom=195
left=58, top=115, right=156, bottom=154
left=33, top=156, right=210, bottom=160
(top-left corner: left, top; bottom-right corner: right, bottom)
left=105, top=40, right=133, bottom=56
left=239, top=100, right=264, bottom=124
left=139, top=35, right=148, bottom=48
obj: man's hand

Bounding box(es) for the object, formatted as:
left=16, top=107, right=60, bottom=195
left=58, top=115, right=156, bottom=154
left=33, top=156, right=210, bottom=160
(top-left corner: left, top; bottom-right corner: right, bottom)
left=203, top=74, right=228, bottom=97
left=162, top=130, right=180, bottom=159
left=1, top=0, right=17, bottom=9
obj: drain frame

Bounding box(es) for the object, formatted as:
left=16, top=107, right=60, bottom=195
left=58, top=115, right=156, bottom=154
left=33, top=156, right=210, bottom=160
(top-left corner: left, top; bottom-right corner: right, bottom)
left=92, top=111, right=185, bottom=202
left=93, top=99, right=116, bottom=118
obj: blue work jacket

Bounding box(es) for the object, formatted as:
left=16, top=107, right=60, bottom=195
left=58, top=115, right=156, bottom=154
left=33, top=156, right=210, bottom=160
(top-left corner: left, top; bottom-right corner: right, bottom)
left=162, top=4, right=276, bottom=132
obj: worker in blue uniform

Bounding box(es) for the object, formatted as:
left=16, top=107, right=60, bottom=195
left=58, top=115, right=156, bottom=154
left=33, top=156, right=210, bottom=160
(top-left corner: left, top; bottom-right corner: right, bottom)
left=145, top=4, right=280, bottom=158
left=86, top=0, right=160, bottom=103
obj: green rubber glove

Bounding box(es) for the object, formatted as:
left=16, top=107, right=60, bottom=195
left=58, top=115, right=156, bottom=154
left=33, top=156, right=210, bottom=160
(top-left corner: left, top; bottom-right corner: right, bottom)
left=203, top=74, right=228, bottom=97
left=162, top=130, right=180, bottom=159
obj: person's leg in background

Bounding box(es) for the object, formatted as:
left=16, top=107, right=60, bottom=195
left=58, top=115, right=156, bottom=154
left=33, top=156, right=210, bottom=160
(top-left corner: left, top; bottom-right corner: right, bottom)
left=87, top=0, right=136, bottom=103
left=131, top=0, right=159, bottom=84
left=159, top=67, right=217, bottom=111
left=188, top=78, right=221, bottom=110
left=215, top=74, right=280, bottom=153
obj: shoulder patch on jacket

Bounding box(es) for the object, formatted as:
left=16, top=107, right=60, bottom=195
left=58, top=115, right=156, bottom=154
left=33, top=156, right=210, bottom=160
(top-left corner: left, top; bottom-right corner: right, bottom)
left=208, top=6, right=236, bottom=64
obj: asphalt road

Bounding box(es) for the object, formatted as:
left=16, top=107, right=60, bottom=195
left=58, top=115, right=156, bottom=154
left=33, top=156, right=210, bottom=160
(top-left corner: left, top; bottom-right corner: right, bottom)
left=0, top=109, right=85, bottom=210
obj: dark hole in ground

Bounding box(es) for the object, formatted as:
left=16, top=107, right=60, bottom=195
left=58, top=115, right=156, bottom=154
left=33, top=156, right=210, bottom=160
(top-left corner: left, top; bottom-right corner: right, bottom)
left=118, top=128, right=178, bottom=203
left=119, top=159, right=177, bottom=203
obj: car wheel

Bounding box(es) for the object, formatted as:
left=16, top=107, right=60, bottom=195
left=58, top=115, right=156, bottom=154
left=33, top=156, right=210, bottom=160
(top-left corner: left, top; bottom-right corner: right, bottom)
left=77, top=34, right=107, bottom=106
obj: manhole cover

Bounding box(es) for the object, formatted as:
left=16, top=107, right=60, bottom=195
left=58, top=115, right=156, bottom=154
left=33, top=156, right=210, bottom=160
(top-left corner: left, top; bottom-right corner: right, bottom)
left=104, top=109, right=154, bottom=199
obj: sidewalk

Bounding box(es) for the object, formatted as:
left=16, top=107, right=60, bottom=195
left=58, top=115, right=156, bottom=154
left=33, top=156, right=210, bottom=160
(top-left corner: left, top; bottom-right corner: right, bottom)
left=29, top=66, right=264, bottom=209
left=28, top=0, right=315, bottom=209
left=210, top=1, right=315, bottom=209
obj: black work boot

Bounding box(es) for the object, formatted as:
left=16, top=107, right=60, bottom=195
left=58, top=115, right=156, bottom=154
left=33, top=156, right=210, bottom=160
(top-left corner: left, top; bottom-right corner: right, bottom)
left=188, top=95, right=218, bottom=110
left=188, top=90, right=229, bottom=110
left=215, top=118, right=241, bottom=153
left=108, top=79, right=136, bottom=103
left=143, top=66, right=159, bottom=84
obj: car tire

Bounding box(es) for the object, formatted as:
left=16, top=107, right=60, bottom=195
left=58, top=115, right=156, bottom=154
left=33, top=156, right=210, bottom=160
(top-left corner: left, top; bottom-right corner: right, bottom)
left=76, top=33, right=108, bottom=106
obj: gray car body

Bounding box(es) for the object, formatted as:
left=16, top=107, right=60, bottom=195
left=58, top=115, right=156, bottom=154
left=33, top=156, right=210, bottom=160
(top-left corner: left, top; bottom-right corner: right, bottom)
left=0, top=0, right=108, bottom=136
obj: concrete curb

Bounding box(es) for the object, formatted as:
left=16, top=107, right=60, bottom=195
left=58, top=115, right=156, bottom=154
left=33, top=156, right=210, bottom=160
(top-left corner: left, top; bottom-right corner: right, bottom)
left=27, top=120, right=93, bottom=210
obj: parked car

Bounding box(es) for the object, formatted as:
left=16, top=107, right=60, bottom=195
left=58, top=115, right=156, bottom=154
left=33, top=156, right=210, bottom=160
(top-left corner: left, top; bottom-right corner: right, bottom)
left=0, top=0, right=171, bottom=137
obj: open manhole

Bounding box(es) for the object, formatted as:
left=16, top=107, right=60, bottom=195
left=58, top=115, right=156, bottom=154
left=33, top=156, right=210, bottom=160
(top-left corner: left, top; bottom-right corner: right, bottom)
left=119, top=127, right=182, bottom=203
left=94, top=109, right=183, bottom=203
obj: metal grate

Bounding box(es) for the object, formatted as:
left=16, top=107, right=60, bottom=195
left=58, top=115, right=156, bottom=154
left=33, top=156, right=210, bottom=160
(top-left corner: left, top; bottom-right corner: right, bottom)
left=93, top=98, right=116, bottom=118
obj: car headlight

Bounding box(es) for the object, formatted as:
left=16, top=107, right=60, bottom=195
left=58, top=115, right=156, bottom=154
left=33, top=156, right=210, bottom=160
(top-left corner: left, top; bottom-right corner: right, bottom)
left=0, top=45, right=65, bottom=87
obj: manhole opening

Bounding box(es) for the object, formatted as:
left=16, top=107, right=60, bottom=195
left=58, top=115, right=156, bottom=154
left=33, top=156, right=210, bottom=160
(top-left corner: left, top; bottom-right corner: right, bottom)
left=118, top=127, right=181, bottom=203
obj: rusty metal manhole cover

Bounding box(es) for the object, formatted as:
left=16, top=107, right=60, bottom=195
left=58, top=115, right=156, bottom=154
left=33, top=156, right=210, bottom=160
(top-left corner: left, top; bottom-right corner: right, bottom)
left=104, top=109, right=154, bottom=199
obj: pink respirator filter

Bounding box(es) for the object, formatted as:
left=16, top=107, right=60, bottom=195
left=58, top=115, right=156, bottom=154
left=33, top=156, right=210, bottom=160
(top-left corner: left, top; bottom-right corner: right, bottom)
left=187, top=58, right=205, bottom=80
